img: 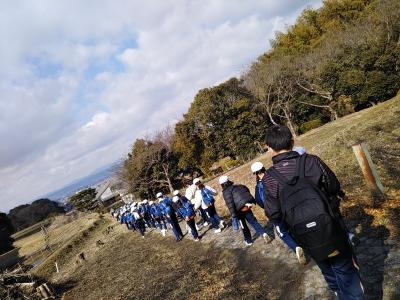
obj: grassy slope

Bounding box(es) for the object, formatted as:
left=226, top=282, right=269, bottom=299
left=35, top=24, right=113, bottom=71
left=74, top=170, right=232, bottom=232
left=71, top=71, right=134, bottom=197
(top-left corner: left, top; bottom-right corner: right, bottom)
left=62, top=224, right=302, bottom=300
left=207, top=95, right=400, bottom=223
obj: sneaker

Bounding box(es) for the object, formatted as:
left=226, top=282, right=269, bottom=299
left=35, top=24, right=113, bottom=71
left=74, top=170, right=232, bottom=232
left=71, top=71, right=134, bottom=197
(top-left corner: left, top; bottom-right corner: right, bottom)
left=219, top=220, right=225, bottom=228
left=245, top=241, right=253, bottom=246
left=262, top=233, right=273, bottom=244
left=194, top=238, right=200, bottom=242
left=214, top=228, right=222, bottom=234
left=203, top=222, right=209, bottom=227
left=296, top=247, right=307, bottom=265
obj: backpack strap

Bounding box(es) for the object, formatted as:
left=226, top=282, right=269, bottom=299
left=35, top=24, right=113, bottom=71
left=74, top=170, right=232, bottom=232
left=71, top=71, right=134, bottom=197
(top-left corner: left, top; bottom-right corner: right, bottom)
left=296, top=154, right=307, bottom=179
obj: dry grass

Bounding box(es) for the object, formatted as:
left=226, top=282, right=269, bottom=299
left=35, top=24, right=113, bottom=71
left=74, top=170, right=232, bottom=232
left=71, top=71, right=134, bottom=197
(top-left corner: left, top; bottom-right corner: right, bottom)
left=15, top=213, right=98, bottom=259
left=61, top=227, right=302, bottom=300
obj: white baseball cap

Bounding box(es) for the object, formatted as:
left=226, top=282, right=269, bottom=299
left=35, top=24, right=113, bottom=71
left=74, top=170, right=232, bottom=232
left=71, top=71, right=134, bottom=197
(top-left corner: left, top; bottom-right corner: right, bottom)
left=219, top=175, right=229, bottom=185
left=149, top=201, right=154, bottom=205
left=173, top=190, right=180, bottom=196
left=172, top=195, right=179, bottom=203
left=142, top=199, right=148, bottom=204
left=251, top=161, right=264, bottom=173
left=156, top=192, right=163, bottom=198
left=193, top=178, right=201, bottom=185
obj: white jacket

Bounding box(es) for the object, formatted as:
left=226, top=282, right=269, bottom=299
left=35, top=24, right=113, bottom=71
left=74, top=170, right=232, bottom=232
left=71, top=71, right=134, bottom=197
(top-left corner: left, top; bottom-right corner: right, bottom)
left=194, top=186, right=218, bottom=210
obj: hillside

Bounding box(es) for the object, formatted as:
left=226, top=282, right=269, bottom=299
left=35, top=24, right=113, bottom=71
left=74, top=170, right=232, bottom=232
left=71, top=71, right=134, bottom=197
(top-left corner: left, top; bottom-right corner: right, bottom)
left=208, top=95, right=400, bottom=219
left=11, top=96, right=400, bottom=300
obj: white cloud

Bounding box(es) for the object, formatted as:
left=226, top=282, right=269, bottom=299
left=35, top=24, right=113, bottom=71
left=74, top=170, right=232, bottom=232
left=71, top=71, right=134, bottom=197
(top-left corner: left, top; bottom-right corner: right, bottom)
left=0, top=0, right=322, bottom=212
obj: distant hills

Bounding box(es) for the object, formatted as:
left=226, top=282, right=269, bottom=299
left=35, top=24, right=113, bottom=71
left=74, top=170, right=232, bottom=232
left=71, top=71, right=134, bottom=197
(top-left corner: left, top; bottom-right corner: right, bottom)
left=43, top=162, right=120, bottom=202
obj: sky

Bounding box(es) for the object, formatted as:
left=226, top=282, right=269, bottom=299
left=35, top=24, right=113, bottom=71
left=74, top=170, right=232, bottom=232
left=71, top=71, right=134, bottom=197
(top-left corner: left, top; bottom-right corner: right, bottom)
left=0, top=0, right=322, bottom=212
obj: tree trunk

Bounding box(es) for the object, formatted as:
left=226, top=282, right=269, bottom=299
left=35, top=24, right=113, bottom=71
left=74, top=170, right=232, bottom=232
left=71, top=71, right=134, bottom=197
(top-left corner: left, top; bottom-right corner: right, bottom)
left=282, top=108, right=297, bottom=137
left=162, top=163, right=174, bottom=193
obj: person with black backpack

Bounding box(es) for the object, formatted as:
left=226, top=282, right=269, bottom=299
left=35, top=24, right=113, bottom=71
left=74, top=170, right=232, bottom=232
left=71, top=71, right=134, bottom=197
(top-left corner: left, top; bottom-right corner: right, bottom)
left=263, top=125, right=364, bottom=299
left=219, top=175, right=273, bottom=246
left=251, top=161, right=306, bottom=264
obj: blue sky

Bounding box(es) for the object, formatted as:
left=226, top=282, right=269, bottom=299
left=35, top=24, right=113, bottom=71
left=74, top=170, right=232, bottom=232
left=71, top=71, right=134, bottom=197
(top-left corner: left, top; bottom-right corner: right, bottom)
left=0, top=0, right=322, bottom=212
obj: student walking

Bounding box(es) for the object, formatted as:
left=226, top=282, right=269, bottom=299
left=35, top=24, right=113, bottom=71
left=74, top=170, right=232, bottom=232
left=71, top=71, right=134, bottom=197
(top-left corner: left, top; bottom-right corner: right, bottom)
left=149, top=200, right=167, bottom=236
left=251, top=161, right=306, bottom=264
left=193, top=178, right=225, bottom=233
left=157, top=192, right=183, bottom=241
left=219, top=175, right=272, bottom=246
left=185, top=184, right=209, bottom=227
left=173, top=190, right=200, bottom=241
left=263, top=125, right=364, bottom=299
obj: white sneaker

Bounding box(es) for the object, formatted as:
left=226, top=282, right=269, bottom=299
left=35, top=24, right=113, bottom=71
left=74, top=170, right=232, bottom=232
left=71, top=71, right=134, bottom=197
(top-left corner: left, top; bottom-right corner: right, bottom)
left=263, top=233, right=273, bottom=244
left=296, top=247, right=307, bottom=265
left=203, top=222, right=209, bottom=227
left=194, top=238, right=200, bottom=242
left=245, top=241, right=253, bottom=246
left=214, top=228, right=222, bottom=234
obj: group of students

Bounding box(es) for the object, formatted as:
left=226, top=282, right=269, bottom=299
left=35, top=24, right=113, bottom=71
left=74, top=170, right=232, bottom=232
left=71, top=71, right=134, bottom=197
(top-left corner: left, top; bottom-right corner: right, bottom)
left=111, top=125, right=364, bottom=300
left=111, top=178, right=229, bottom=242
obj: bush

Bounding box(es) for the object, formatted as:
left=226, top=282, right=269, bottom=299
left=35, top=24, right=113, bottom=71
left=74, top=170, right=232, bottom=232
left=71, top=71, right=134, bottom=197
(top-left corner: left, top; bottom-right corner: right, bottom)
left=300, top=118, right=322, bottom=133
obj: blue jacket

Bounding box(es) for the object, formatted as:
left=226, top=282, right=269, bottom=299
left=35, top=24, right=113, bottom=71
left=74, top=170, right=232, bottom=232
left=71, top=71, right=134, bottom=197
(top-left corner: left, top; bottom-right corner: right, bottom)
left=159, top=197, right=174, bottom=216
left=143, top=204, right=151, bottom=214
left=138, top=206, right=146, bottom=216
left=254, top=180, right=265, bottom=208
left=201, top=188, right=215, bottom=206
left=150, top=204, right=163, bottom=218
left=176, top=199, right=196, bottom=219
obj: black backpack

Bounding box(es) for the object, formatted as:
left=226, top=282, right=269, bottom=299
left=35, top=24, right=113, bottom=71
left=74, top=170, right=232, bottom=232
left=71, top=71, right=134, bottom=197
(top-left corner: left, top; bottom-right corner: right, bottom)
left=267, top=154, right=349, bottom=261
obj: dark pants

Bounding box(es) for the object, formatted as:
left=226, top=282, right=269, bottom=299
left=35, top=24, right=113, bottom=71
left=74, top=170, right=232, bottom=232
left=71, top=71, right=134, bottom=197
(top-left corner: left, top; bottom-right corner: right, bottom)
left=144, top=213, right=155, bottom=228
left=186, top=218, right=199, bottom=239
left=198, top=207, right=208, bottom=223
left=205, top=205, right=222, bottom=229
left=316, top=251, right=364, bottom=300
left=154, top=217, right=166, bottom=230
left=237, top=209, right=266, bottom=243
left=275, top=221, right=298, bottom=251
left=135, top=219, right=145, bottom=237
left=167, top=213, right=183, bottom=241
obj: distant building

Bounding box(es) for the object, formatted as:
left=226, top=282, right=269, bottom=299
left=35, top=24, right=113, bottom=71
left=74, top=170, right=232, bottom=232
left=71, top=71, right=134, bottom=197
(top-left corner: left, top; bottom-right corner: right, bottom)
left=94, top=180, right=121, bottom=207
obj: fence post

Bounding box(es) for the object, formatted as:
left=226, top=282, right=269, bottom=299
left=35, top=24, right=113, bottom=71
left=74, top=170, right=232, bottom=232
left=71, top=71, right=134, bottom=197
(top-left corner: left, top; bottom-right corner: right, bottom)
left=352, top=143, right=385, bottom=199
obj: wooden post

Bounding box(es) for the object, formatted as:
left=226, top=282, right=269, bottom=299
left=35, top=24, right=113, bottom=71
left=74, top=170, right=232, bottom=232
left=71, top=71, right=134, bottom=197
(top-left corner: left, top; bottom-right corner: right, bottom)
left=352, top=143, right=384, bottom=194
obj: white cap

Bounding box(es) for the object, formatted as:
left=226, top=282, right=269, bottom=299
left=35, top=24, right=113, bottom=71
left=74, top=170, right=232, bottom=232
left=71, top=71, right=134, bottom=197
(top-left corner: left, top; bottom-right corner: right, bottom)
left=149, top=201, right=154, bottom=205
left=251, top=161, right=264, bottom=173
left=219, top=175, right=229, bottom=185
left=172, top=195, right=179, bottom=203
left=156, top=192, right=163, bottom=198
left=142, top=199, right=148, bottom=204
left=193, top=178, right=201, bottom=185
left=173, top=190, right=180, bottom=196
